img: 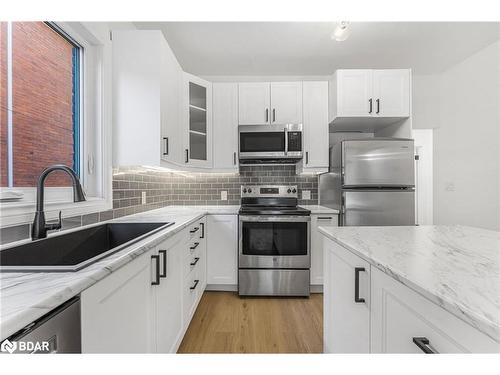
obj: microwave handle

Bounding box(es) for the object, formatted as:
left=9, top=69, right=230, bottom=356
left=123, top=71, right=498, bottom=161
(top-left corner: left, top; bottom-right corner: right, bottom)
left=284, top=127, right=288, bottom=155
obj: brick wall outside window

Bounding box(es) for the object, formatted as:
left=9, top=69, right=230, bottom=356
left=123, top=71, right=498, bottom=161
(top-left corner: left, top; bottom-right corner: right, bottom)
left=0, top=22, right=76, bottom=187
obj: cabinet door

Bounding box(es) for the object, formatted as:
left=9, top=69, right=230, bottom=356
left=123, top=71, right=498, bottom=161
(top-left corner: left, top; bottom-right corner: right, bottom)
left=206, top=215, right=238, bottom=285
left=270, top=82, right=303, bottom=124
left=372, top=69, right=410, bottom=117
left=310, top=214, right=338, bottom=285
left=336, top=69, right=373, bottom=117
left=184, top=73, right=212, bottom=167
left=155, top=234, right=183, bottom=353
left=213, top=83, right=239, bottom=170
left=324, top=239, right=370, bottom=353
left=370, top=268, right=500, bottom=353
left=303, top=81, right=329, bottom=169
left=238, top=83, right=271, bottom=125
left=160, top=37, right=183, bottom=164
left=81, top=250, right=155, bottom=353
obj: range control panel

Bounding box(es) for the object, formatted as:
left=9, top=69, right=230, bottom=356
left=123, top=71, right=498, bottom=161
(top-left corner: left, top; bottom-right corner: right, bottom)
left=240, top=185, right=298, bottom=198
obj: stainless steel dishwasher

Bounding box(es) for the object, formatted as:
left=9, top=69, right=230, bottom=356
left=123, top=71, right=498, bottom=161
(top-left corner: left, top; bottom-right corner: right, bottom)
left=5, top=297, right=81, bottom=354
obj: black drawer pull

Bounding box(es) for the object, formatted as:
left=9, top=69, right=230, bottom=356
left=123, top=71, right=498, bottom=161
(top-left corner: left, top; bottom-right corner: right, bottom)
left=354, top=267, right=366, bottom=303
left=413, top=337, right=438, bottom=354
left=159, top=250, right=167, bottom=278
left=151, top=255, right=160, bottom=286
left=317, top=216, right=333, bottom=220
left=190, top=279, right=200, bottom=290
left=190, top=242, right=200, bottom=250
left=190, top=257, right=200, bottom=266
left=190, top=227, right=199, bottom=234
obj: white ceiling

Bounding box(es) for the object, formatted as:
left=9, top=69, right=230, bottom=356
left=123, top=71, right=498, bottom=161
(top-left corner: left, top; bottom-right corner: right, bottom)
left=134, top=22, right=500, bottom=76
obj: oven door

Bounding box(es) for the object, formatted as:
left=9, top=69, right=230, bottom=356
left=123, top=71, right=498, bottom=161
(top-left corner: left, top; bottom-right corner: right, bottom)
left=239, top=215, right=310, bottom=269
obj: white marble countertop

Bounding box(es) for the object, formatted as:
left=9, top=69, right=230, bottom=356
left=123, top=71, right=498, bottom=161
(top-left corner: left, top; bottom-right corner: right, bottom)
left=318, top=225, right=500, bottom=342
left=0, top=205, right=239, bottom=341
left=300, top=205, right=339, bottom=214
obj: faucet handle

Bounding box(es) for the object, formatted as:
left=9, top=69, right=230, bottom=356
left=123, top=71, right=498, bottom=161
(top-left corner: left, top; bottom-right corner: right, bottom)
left=46, top=211, right=62, bottom=231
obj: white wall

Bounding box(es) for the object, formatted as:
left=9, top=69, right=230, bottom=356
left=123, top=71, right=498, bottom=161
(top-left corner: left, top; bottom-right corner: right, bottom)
left=432, top=40, right=500, bottom=231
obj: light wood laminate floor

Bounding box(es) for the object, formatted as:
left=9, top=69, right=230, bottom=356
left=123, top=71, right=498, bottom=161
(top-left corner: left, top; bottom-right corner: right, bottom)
left=177, top=291, right=323, bottom=353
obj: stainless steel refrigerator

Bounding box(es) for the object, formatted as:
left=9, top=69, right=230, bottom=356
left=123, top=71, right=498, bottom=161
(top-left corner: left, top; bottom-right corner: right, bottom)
left=319, top=138, right=415, bottom=226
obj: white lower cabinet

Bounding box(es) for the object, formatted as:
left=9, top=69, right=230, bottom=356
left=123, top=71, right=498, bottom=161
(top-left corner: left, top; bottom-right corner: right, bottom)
left=81, top=217, right=209, bottom=353
left=323, top=237, right=500, bottom=353
left=81, top=248, right=156, bottom=353
left=323, top=239, right=371, bottom=353
left=206, top=215, right=238, bottom=287
left=310, top=214, right=338, bottom=286
left=370, top=267, right=500, bottom=353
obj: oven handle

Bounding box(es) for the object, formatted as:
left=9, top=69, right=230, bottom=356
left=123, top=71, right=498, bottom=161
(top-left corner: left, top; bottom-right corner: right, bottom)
left=284, top=127, right=288, bottom=156
left=239, top=215, right=311, bottom=223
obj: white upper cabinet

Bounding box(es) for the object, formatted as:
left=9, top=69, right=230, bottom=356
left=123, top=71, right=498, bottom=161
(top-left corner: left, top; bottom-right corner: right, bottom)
left=160, top=40, right=183, bottom=165
left=329, top=69, right=411, bottom=130
left=333, top=70, right=373, bottom=118
left=238, top=83, right=271, bottom=125
left=297, top=81, right=329, bottom=173
left=270, top=82, right=303, bottom=124
left=183, top=73, right=213, bottom=168
left=238, top=82, right=303, bottom=125
left=212, top=83, right=239, bottom=171
left=113, top=30, right=168, bottom=167
left=372, top=69, right=410, bottom=117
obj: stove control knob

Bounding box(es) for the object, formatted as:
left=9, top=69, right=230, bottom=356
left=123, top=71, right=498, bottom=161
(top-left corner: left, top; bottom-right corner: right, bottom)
left=287, top=188, right=292, bottom=194
left=292, top=188, right=297, bottom=194
left=248, top=188, right=252, bottom=193
left=243, top=188, right=247, bottom=194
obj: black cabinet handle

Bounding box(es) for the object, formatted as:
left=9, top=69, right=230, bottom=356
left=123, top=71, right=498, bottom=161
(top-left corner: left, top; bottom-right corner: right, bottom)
left=272, top=108, right=276, bottom=123
left=163, top=137, right=169, bottom=156
left=376, top=99, right=380, bottom=114
left=305, top=151, right=309, bottom=164
left=151, top=255, right=160, bottom=286
left=185, top=149, right=189, bottom=163
left=265, top=108, right=269, bottom=123
left=190, top=279, right=200, bottom=290
left=369, top=98, right=373, bottom=114
left=317, top=216, right=333, bottom=220
left=413, top=337, right=438, bottom=354
left=354, top=267, right=366, bottom=303
left=233, top=152, right=237, bottom=165
left=190, top=257, right=200, bottom=266
left=200, top=222, right=205, bottom=239
left=159, top=250, right=167, bottom=278
left=190, top=227, right=199, bottom=234
left=190, top=242, right=200, bottom=250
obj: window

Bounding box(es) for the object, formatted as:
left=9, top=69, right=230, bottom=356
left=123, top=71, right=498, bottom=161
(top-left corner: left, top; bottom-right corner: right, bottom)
left=0, top=22, right=112, bottom=225
left=1, top=22, right=82, bottom=187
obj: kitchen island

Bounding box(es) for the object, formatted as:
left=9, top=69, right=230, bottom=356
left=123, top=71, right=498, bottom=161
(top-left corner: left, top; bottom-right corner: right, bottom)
left=319, top=225, right=500, bottom=353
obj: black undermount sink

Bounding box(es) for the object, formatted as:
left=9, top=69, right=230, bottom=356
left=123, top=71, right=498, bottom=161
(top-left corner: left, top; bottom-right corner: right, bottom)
left=0, top=222, right=173, bottom=272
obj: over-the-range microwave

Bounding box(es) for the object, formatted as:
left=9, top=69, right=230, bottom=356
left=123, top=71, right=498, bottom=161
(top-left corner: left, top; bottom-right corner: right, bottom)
left=238, top=124, right=303, bottom=164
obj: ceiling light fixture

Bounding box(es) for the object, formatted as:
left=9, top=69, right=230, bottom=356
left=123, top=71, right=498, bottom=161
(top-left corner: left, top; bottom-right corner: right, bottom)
left=331, top=21, right=351, bottom=42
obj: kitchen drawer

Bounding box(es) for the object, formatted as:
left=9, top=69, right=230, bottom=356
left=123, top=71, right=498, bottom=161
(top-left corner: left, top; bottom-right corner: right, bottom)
left=183, top=272, right=201, bottom=321
left=184, top=248, right=202, bottom=278
left=185, top=238, right=201, bottom=258
left=371, top=267, right=500, bottom=353
left=187, top=222, right=202, bottom=241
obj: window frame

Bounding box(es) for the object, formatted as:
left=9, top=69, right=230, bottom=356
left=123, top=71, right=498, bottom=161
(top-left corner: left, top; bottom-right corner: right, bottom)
left=0, top=22, right=112, bottom=227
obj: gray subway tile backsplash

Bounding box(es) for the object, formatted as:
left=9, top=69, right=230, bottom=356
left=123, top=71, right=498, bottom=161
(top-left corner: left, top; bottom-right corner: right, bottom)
left=0, top=165, right=318, bottom=245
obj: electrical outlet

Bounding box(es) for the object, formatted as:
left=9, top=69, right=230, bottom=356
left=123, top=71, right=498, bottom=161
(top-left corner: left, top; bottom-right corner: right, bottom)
left=221, top=190, right=228, bottom=201
left=141, top=191, right=147, bottom=205
left=302, top=190, right=311, bottom=200
left=445, top=182, right=455, bottom=192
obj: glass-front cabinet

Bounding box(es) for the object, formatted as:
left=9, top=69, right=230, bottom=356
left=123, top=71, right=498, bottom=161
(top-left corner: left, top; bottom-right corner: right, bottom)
left=184, top=73, right=212, bottom=167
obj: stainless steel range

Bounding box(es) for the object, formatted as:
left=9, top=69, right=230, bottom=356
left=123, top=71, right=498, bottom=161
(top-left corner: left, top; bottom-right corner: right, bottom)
left=238, top=185, right=311, bottom=297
